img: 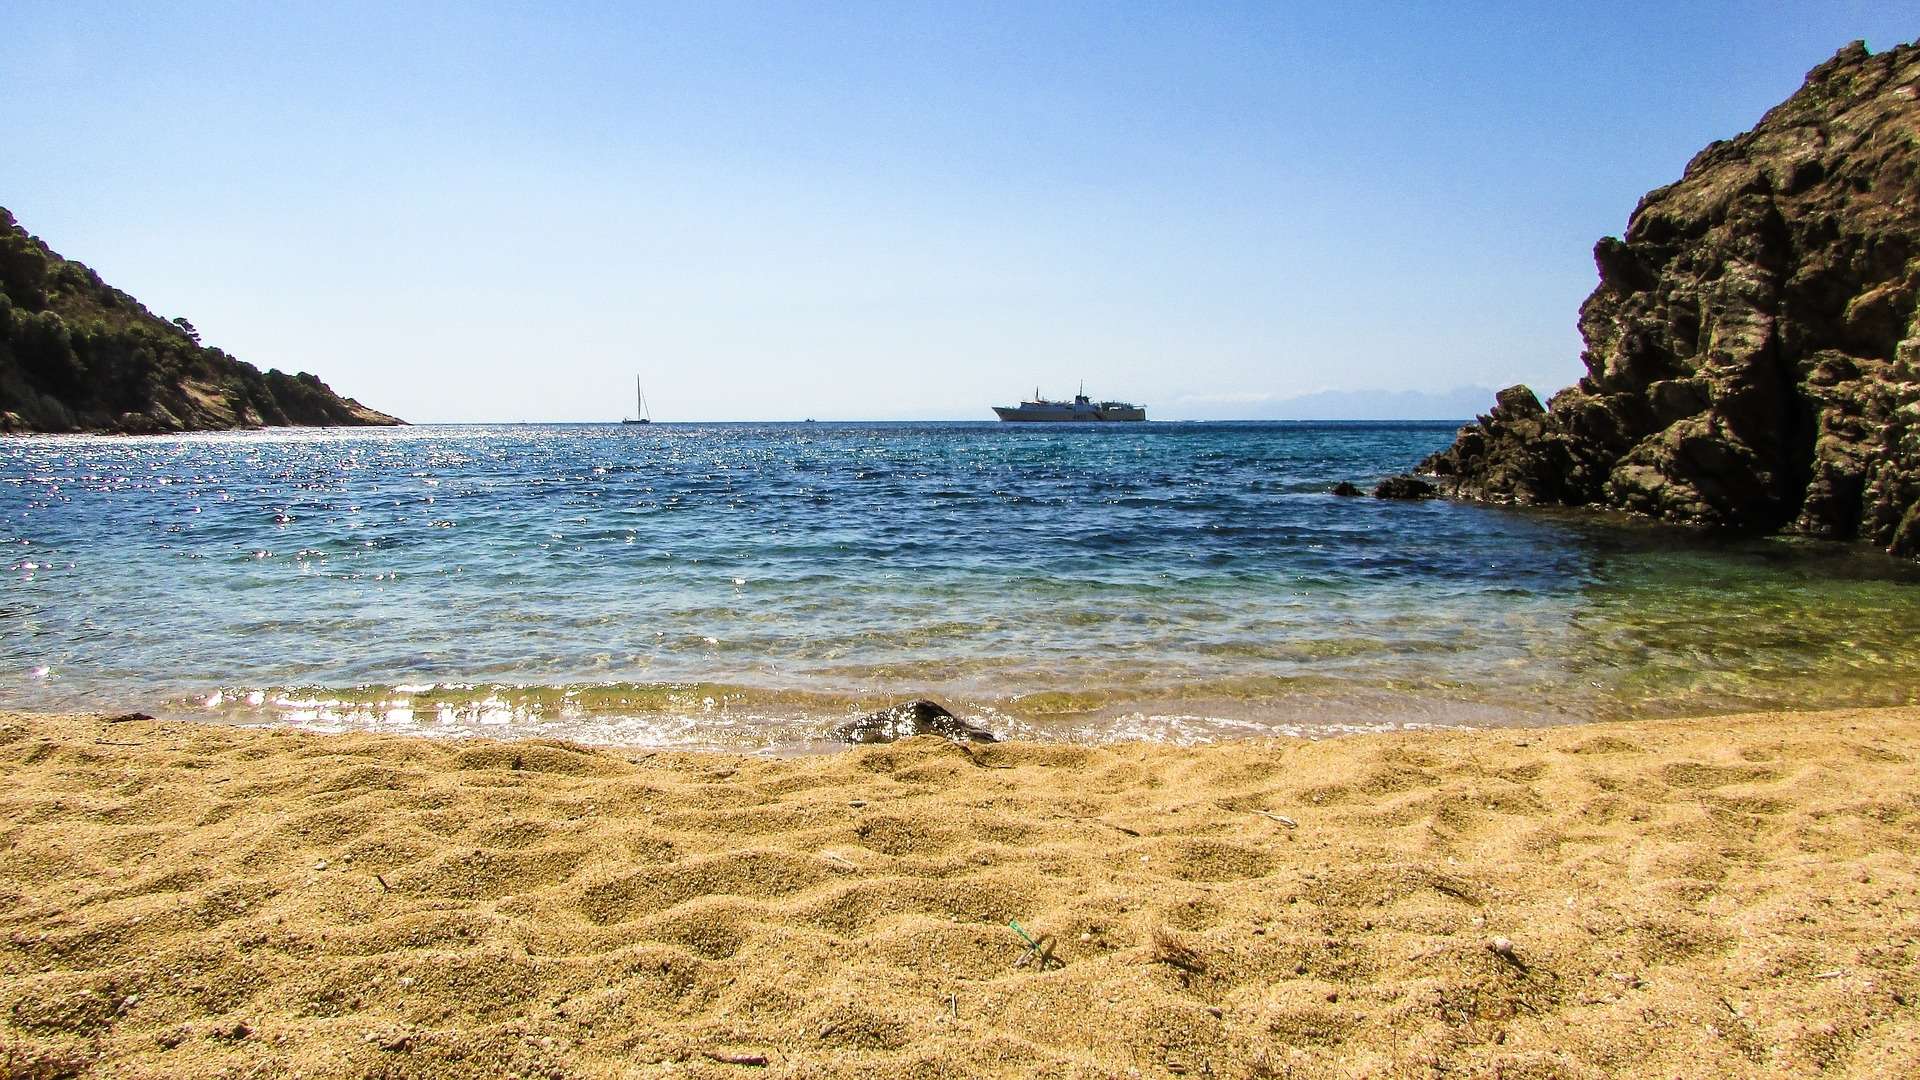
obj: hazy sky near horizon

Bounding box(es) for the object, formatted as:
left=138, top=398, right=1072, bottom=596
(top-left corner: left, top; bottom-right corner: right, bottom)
left=2, top=2, right=1912, bottom=422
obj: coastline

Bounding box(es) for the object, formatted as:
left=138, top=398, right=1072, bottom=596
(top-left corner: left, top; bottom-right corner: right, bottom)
left=4, top=707, right=1917, bottom=1077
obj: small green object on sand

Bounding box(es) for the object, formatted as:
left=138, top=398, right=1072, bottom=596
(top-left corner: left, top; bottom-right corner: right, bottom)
left=1010, top=920, right=1062, bottom=970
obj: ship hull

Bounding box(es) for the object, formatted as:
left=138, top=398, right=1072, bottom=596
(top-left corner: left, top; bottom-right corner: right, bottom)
left=992, top=406, right=1146, bottom=422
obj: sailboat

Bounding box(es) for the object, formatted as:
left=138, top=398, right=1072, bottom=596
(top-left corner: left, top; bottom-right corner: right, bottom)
left=622, top=377, right=652, bottom=425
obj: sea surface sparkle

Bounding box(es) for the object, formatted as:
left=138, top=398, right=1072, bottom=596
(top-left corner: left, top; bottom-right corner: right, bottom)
left=4, top=422, right=1919, bottom=750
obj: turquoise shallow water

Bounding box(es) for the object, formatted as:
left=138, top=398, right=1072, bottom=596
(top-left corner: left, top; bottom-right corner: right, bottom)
left=4, top=421, right=1919, bottom=750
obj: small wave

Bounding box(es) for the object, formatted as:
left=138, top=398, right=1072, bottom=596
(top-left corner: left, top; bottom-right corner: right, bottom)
left=8, top=423, right=1920, bottom=738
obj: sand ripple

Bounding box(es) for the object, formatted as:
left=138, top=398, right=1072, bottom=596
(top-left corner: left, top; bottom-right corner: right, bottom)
left=3, top=709, right=1918, bottom=1077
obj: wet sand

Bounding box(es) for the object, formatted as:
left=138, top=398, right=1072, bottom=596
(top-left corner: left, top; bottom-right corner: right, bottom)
left=3, top=706, right=1917, bottom=1078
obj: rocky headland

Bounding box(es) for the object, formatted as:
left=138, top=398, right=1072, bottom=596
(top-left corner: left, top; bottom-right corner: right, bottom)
left=0, top=207, right=400, bottom=433
left=1420, top=41, right=1920, bottom=556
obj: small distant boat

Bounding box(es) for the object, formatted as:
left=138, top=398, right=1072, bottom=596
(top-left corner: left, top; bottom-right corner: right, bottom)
left=622, top=377, right=652, bottom=425
left=993, top=384, right=1146, bottom=422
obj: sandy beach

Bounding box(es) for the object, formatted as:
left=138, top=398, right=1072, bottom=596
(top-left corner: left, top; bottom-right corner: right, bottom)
left=3, top=708, right=1918, bottom=1079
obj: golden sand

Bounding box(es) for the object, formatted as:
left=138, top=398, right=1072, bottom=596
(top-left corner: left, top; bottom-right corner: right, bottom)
left=3, top=707, right=1918, bottom=1078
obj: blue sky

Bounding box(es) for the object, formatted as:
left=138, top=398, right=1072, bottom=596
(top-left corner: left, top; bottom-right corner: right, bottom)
left=2, top=2, right=1912, bottom=421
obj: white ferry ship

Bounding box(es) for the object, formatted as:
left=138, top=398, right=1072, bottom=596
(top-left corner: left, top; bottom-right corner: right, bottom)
left=992, top=386, right=1146, bottom=422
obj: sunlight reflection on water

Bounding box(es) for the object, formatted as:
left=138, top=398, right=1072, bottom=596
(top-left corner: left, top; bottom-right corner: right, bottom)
left=4, top=422, right=1919, bottom=749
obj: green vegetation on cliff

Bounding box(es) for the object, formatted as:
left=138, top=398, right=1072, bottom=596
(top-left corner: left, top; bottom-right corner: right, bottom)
left=0, top=207, right=400, bottom=433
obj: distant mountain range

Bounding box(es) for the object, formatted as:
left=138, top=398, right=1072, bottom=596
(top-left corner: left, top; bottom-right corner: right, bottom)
left=1174, top=386, right=1500, bottom=421
left=0, top=207, right=400, bottom=434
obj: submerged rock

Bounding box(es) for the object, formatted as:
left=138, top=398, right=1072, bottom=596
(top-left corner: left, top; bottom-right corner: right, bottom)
left=1372, top=475, right=1437, bottom=500
left=833, top=700, right=997, bottom=745
left=1331, top=481, right=1364, bottom=497
left=1420, top=40, right=1920, bottom=557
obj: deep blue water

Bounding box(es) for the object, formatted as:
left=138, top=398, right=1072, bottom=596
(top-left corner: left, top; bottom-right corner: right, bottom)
left=4, top=421, right=1919, bottom=749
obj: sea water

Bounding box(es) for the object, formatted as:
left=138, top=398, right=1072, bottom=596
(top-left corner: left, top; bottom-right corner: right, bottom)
left=4, top=422, right=1919, bottom=750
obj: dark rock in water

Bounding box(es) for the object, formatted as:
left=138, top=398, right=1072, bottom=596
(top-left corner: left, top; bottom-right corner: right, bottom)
left=1419, top=41, right=1920, bottom=558
left=1372, top=475, right=1437, bottom=500
left=1331, top=481, right=1364, bottom=497
left=833, top=700, right=997, bottom=745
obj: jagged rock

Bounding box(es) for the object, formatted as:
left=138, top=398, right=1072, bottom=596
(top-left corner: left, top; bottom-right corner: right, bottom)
left=1421, top=40, right=1920, bottom=556
left=1373, top=475, right=1437, bottom=500
left=0, top=207, right=402, bottom=433
left=832, top=700, right=997, bottom=745
left=1331, top=481, right=1364, bottom=497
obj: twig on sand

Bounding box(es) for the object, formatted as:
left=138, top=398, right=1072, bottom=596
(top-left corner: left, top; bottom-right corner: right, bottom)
left=957, top=744, right=1013, bottom=769
left=104, top=712, right=153, bottom=724
left=375, top=875, right=391, bottom=893
left=1814, top=969, right=1845, bottom=979
left=1149, top=927, right=1208, bottom=975
left=821, top=852, right=858, bottom=870
left=703, top=1051, right=769, bottom=1067
left=1253, top=811, right=1297, bottom=828
left=1051, top=814, right=1141, bottom=836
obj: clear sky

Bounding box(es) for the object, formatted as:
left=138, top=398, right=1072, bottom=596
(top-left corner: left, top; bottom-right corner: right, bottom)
left=2, top=2, right=1912, bottom=422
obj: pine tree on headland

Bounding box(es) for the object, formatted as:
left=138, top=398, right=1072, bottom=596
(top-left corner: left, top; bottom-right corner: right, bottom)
left=0, top=206, right=402, bottom=433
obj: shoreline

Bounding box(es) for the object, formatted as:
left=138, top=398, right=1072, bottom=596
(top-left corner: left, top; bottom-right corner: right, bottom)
left=4, top=705, right=1918, bottom=1077
left=153, top=686, right=1572, bottom=756
left=51, top=674, right=1920, bottom=756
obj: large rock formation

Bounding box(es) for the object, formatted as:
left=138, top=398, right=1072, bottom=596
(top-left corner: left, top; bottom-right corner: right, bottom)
left=1421, top=41, right=1920, bottom=556
left=0, top=207, right=401, bottom=433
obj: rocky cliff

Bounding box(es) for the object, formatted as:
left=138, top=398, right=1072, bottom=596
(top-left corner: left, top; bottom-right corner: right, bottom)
left=1421, top=41, right=1920, bottom=556
left=0, top=207, right=401, bottom=433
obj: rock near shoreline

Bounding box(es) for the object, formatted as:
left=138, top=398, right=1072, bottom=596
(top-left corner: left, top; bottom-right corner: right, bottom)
left=833, top=699, right=997, bottom=745
left=1421, top=41, right=1920, bottom=556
